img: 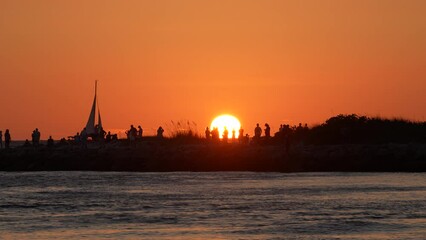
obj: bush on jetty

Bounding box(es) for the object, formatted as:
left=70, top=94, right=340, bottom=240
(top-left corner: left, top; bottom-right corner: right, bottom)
left=306, top=114, right=426, bottom=145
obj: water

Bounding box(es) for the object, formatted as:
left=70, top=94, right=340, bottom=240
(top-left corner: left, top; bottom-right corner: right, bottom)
left=0, top=172, right=425, bottom=239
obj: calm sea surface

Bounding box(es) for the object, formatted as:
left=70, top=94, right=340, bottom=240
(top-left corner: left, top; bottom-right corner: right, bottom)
left=0, top=172, right=425, bottom=239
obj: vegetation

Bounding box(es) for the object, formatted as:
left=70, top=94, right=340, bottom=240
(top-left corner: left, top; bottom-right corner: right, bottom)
left=305, top=114, right=426, bottom=145
left=164, top=120, right=202, bottom=143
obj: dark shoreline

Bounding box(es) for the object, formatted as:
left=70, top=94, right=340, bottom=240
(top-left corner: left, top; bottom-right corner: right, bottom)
left=1, top=143, right=425, bottom=172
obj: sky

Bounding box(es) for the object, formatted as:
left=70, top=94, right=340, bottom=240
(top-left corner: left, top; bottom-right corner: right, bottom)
left=1, top=0, right=425, bottom=139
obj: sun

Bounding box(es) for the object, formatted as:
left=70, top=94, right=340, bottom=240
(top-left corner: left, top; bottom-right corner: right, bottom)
left=210, top=114, right=241, bottom=139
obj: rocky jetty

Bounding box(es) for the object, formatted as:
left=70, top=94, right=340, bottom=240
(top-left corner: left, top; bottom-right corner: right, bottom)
left=1, top=142, right=425, bottom=172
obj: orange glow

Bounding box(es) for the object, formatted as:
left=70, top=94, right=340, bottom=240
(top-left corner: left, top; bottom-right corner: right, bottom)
left=0, top=1, right=425, bottom=139
left=211, top=115, right=241, bottom=139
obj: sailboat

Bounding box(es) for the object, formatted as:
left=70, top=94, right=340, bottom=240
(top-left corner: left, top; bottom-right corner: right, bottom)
left=85, top=81, right=103, bottom=136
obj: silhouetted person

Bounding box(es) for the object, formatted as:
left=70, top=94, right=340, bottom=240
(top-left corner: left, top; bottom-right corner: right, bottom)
left=222, top=127, right=229, bottom=143
left=127, top=125, right=137, bottom=147
left=35, top=128, right=40, bottom=145
left=264, top=123, right=271, bottom=138
left=31, top=128, right=40, bottom=147
left=238, top=127, right=244, bottom=143
left=157, top=126, right=164, bottom=139
left=127, top=125, right=137, bottom=141
left=205, top=127, right=211, bottom=140
left=106, top=131, right=112, bottom=143
left=211, top=127, right=219, bottom=142
left=0, top=130, right=2, bottom=149
left=254, top=123, right=262, bottom=142
left=137, top=126, right=143, bottom=139
left=4, top=129, right=11, bottom=149
left=47, top=136, right=54, bottom=148
left=232, top=129, right=236, bottom=140
left=31, top=130, right=35, bottom=145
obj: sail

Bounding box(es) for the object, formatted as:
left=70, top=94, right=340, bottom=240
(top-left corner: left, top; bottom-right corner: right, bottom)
left=84, top=81, right=100, bottom=135
left=85, top=93, right=97, bottom=135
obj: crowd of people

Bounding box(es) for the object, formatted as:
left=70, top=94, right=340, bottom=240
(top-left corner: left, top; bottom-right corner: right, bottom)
left=125, top=125, right=165, bottom=145
left=203, top=122, right=306, bottom=145
left=72, top=124, right=112, bottom=148
left=0, top=122, right=310, bottom=149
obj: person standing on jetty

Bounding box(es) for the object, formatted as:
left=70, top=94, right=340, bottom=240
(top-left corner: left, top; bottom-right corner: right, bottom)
left=126, top=125, right=137, bottom=147
left=0, top=130, right=2, bottom=149
left=264, top=123, right=271, bottom=138
left=31, top=128, right=41, bottom=147
left=222, top=127, right=229, bottom=143
left=211, top=127, right=219, bottom=142
left=238, top=127, right=244, bottom=144
left=137, top=126, right=143, bottom=140
left=254, top=123, right=262, bottom=142
left=205, top=127, right=211, bottom=140
left=105, top=131, right=112, bottom=143
left=35, top=128, right=40, bottom=145
left=4, top=129, right=11, bottom=149
left=157, top=126, right=164, bottom=139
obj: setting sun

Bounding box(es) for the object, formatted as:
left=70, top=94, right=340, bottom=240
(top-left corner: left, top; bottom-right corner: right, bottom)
left=210, top=114, right=241, bottom=139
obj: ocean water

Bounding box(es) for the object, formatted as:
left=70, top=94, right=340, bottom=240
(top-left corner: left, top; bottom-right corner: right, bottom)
left=0, top=172, right=425, bottom=239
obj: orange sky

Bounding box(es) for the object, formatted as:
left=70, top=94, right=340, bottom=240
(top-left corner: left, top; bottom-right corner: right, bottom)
left=1, top=0, right=425, bottom=139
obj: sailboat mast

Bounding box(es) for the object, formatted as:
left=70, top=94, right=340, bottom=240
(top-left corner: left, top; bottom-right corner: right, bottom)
left=95, top=80, right=102, bottom=129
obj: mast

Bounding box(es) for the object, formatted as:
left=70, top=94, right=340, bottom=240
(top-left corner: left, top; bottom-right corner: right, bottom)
left=96, top=80, right=102, bottom=129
